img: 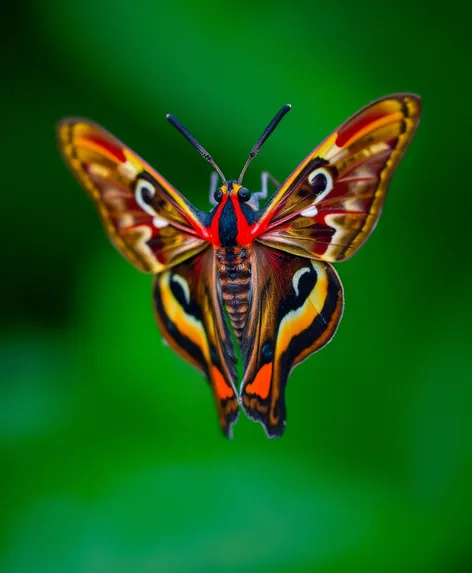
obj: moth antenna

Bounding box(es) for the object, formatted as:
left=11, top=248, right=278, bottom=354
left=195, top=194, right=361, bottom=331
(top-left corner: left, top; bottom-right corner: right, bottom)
left=238, top=104, right=291, bottom=184
left=166, top=114, right=227, bottom=184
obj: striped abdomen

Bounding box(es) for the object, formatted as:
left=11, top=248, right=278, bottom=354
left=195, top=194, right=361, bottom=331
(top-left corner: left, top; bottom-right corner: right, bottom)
left=216, top=246, right=251, bottom=341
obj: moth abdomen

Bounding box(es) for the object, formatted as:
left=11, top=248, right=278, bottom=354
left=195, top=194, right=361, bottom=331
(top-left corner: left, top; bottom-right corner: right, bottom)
left=217, top=246, right=252, bottom=341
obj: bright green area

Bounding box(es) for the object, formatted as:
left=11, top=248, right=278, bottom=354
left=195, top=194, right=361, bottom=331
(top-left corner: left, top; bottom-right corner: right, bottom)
left=2, top=1, right=471, bottom=572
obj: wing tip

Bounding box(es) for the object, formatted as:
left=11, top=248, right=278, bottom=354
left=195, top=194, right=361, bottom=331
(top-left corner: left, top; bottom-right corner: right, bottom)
left=55, top=117, right=106, bottom=146
left=220, top=407, right=240, bottom=440
left=241, top=397, right=286, bottom=438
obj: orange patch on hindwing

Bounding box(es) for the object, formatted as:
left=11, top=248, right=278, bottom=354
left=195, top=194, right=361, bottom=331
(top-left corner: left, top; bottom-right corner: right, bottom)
left=245, top=363, right=273, bottom=399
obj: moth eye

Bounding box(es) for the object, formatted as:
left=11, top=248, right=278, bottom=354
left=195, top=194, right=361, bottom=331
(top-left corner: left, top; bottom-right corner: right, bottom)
left=238, top=187, right=251, bottom=202
left=214, top=189, right=223, bottom=203
left=308, top=167, right=333, bottom=200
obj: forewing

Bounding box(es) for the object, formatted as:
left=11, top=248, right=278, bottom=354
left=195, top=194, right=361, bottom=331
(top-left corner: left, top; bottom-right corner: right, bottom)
left=153, top=248, right=239, bottom=437
left=57, top=118, right=208, bottom=273
left=253, top=94, right=421, bottom=261
left=240, top=245, right=344, bottom=437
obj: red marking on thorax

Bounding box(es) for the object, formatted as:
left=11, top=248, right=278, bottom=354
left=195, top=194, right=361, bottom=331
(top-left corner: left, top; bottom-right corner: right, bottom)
left=207, top=194, right=226, bottom=246
left=231, top=195, right=254, bottom=245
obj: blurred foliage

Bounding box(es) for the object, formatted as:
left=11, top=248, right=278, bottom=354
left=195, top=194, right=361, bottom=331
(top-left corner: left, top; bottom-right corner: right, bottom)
left=2, top=1, right=472, bottom=572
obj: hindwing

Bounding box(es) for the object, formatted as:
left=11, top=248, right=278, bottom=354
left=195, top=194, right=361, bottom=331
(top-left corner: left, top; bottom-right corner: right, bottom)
left=240, top=245, right=344, bottom=437
left=153, top=248, right=239, bottom=437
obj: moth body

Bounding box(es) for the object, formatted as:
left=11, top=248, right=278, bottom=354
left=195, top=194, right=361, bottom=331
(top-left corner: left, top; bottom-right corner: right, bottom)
left=207, top=180, right=259, bottom=340
left=216, top=246, right=251, bottom=340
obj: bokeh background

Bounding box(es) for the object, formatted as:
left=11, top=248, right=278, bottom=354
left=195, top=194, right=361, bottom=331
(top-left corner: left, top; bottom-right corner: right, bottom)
left=2, top=1, right=472, bottom=572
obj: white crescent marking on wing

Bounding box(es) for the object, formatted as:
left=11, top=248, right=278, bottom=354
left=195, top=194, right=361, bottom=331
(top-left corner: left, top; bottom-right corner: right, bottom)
left=292, top=267, right=311, bottom=297
left=308, top=167, right=334, bottom=203
left=172, top=274, right=191, bottom=305
left=135, top=179, right=169, bottom=229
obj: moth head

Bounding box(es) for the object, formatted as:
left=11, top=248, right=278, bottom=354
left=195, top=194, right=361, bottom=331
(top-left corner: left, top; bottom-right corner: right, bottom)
left=214, top=181, right=251, bottom=203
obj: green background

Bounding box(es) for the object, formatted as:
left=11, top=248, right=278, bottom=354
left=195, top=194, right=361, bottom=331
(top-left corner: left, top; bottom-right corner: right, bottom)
left=2, top=1, right=471, bottom=572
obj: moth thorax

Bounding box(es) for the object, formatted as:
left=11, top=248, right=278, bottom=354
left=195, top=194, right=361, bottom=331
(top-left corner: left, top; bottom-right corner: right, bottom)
left=216, top=246, right=251, bottom=340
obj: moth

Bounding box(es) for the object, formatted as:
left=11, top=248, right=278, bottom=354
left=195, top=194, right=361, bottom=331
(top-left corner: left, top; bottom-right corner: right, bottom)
left=57, top=94, right=420, bottom=438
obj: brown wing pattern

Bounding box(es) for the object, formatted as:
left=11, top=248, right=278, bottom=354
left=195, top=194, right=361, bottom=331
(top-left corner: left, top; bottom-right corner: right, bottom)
left=153, top=249, right=239, bottom=437
left=57, top=119, right=207, bottom=273
left=253, top=94, right=421, bottom=262
left=240, top=245, right=344, bottom=437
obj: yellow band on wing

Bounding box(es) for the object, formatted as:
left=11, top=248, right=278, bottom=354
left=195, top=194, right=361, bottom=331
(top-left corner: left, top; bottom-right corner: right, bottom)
left=160, top=272, right=210, bottom=364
